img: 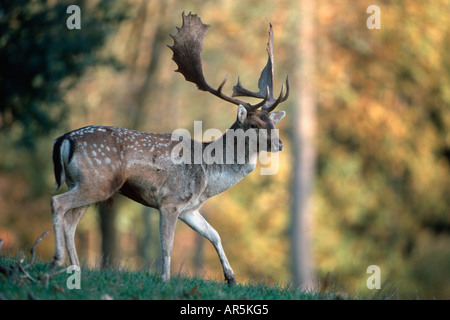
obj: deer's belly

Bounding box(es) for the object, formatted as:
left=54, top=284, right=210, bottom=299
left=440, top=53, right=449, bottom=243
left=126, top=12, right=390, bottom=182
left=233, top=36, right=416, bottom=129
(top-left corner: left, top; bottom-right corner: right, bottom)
left=118, top=174, right=162, bottom=208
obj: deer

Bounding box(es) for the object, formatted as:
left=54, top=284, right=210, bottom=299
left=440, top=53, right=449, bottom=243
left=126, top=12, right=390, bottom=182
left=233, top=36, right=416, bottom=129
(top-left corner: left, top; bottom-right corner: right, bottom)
left=50, top=12, right=289, bottom=286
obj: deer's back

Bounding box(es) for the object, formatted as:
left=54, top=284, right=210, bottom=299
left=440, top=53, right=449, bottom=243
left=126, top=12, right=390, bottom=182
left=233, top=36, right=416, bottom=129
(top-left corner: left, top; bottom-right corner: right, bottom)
left=59, top=126, right=206, bottom=210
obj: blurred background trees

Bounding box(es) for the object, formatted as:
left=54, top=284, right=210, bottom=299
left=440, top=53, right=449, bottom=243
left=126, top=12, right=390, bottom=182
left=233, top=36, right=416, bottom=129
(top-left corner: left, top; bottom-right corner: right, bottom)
left=0, top=0, right=127, bottom=147
left=0, top=0, right=448, bottom=298
left=314, top=1, right=450, bottom=296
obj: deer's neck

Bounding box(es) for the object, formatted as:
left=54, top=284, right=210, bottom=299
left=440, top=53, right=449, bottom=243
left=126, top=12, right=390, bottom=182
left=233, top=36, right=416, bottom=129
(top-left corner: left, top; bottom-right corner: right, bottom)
left=204, top=121, right=258, bottom=167
left=201, top=121, right=258, bottom=197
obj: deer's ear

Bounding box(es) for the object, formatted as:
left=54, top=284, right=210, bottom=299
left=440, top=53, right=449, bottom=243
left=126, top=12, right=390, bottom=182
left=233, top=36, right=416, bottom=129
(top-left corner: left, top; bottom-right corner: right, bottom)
left=269, top=111, right=286, bottom=124
left=237, top=105, right=247, bottom=123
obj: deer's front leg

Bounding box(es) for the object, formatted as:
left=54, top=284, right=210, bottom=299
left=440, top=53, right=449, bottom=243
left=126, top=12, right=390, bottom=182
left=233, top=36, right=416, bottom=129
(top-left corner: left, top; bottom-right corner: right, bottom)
left=159, top=207, right=180, bottom=281
left=179, top=210, right=236, bottom=286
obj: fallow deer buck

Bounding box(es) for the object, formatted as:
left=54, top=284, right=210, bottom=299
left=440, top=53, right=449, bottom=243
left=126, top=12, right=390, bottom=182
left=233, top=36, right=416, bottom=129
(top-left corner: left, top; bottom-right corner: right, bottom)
left=50, top=12, right=289, bottom=285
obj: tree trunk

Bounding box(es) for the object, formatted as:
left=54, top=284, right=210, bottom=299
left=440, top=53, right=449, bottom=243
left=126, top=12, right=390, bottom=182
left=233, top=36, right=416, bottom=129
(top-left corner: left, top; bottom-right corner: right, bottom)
left=291, top=0, right=316, bottom=289
left=98, top=200, right=117, bottom=269
left=140, top=206, right=161, bottom=271
left=193, top=233, right=205, bottom=276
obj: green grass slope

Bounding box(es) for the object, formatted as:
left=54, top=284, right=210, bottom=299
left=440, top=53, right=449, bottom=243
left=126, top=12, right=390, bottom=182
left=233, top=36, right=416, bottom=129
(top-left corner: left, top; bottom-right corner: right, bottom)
left=0, top=256, right=340, bottom=300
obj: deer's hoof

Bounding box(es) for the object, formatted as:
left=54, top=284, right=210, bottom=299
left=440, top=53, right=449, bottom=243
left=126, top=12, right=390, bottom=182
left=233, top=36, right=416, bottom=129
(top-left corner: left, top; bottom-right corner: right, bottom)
left=226, top=275, right=236, bottom=287
left=50, top=257, right=64, bottom=270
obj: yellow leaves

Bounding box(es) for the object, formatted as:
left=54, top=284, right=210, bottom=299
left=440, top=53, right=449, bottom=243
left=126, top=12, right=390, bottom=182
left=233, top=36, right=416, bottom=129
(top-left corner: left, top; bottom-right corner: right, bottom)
left=360, top=100, right=409, bottom=154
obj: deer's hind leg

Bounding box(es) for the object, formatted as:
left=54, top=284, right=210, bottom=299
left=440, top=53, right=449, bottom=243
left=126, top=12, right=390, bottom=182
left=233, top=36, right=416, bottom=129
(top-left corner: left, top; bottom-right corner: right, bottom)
left=64, top=205, right=89, bottom=266
left=50, top=186, right=118, bottom=268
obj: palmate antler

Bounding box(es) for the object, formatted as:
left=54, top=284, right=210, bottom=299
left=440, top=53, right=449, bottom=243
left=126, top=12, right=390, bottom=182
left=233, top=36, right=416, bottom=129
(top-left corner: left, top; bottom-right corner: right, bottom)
left=167, top=12, right=289, bottom=113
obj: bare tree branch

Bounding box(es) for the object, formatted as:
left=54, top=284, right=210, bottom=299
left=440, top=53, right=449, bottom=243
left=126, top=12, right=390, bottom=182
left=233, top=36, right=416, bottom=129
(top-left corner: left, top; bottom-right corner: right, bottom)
left=23, top=230, right=49, bottom=269
left=0, top=230, right=51, bottom=287
left=19, top=265, right=37, bottom=283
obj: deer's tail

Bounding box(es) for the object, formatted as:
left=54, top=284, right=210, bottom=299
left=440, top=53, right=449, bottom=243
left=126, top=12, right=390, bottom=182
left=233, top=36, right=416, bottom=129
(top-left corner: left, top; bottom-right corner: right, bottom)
left=52, top=134, right=74, bottom=191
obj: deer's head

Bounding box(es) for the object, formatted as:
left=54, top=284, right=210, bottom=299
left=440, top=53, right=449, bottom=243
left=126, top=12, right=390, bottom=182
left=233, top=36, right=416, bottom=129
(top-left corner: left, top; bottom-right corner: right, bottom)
left=168, top=12, right=289, bottom=153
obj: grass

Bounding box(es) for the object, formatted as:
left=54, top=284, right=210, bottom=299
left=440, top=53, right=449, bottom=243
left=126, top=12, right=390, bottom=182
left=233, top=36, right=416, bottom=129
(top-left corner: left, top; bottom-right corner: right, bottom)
left=0, top=255, right=345, bottom=300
